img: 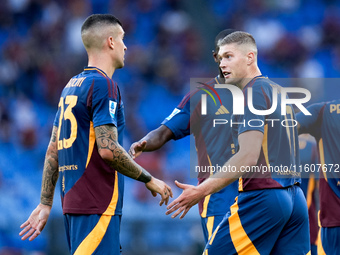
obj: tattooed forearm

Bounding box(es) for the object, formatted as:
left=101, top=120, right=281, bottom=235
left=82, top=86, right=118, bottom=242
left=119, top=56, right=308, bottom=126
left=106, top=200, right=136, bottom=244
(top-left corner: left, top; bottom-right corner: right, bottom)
left=40, top=126, right=59, bottom=206
left=95, top=125, right=151, bottom=183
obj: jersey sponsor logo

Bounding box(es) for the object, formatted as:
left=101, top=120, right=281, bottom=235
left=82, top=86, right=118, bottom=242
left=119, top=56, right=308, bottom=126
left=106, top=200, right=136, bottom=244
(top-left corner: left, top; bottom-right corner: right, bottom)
left=165, top=108, right=180, bottom=121
left=330, top=104, right=340, bottom=114
left=59, top=164, right=78, bottom=171
left=109, top=100, right=117, bottom=119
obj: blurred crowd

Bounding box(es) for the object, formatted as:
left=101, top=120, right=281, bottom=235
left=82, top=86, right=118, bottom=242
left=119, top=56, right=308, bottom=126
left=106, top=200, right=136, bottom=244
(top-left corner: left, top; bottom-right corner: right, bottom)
left=1, top=0, right=340, bottom=254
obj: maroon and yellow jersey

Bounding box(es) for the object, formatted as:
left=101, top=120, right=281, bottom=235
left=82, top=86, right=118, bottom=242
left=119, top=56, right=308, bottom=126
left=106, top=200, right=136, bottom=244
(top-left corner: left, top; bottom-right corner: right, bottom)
left=233, top=76, right=300, bottom=191
left=53, top=67, right=125, bottom=215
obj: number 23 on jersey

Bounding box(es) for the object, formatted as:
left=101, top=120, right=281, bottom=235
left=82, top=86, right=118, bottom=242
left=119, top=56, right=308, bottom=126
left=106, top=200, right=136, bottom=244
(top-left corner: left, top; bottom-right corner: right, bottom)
left=57, top=95, right=78, bottom=150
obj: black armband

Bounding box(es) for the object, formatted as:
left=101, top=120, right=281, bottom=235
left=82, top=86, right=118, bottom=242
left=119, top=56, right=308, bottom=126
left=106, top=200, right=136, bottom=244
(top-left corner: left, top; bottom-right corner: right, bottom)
left=136, top=169, right=152, bottom=183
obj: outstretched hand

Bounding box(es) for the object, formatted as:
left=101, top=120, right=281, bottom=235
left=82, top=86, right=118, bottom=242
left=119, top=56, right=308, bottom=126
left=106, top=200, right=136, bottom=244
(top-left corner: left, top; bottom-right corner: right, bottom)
left=166, top=180, right=204, bottom=219
left=19, top=204, right=51, bottom=241
left=145, top=177, right=173, bottom=206
left=129, top=140, right=147, bottom=159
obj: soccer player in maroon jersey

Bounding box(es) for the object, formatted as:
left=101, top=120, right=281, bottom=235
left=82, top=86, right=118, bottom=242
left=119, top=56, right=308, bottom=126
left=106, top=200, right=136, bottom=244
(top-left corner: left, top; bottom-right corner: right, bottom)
left=19, top=14, right=172, bottom=255
left=166, top=31, right=309, bottom=254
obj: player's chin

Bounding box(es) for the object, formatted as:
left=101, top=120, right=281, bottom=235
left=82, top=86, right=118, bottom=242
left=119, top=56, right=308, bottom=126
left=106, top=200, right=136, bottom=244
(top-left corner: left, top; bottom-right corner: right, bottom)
left=224, top=77, right=232, bottom=84
left=117, top=62, right=125, bottom=69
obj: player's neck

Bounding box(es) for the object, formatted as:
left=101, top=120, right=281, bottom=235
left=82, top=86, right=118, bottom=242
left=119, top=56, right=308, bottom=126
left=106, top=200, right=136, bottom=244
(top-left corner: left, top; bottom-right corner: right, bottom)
left=239, top=67, right=262, bottom=89
left=87, top=54, right=116, bottom=78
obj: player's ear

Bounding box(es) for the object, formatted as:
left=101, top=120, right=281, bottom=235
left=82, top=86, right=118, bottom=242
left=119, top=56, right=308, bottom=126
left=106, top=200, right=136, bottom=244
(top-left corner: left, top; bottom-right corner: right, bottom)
left=108, top=36, right=115, bottom=50
left=247, top=51, right=255, bottom=66
left=212, top=50, right=219, bottom=63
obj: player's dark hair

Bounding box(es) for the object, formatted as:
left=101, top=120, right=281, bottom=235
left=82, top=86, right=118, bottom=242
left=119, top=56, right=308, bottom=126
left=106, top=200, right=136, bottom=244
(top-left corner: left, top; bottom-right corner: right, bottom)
left=218, top=31, right=256, bottom=48
left=81, top=14, right=122, bottom=34
left=214, top=29, right=236, bottom=51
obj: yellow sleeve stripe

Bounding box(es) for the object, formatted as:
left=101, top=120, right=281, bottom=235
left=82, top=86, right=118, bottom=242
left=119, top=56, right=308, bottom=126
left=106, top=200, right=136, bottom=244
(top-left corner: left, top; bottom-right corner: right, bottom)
left=319, top=138, right=328, bottom=182
left=85, top=122, right=95, bottom=168
left=262, top=124, right=270, bottom=168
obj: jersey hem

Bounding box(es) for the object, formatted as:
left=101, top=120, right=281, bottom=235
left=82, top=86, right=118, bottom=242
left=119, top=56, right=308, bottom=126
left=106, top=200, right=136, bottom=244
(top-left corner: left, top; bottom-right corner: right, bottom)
left=63, top=209, right=122, bottom=216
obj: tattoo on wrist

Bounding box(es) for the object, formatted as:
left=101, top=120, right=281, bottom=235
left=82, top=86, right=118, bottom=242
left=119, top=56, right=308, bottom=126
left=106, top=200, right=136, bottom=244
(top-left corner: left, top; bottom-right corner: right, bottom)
left=136, top=169, right=152, bottom=183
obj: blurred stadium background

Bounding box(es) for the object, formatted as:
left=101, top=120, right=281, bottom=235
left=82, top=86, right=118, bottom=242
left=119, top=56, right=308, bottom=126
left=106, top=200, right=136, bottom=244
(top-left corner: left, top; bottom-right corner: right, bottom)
left=0, top=0, right=340, bottom=254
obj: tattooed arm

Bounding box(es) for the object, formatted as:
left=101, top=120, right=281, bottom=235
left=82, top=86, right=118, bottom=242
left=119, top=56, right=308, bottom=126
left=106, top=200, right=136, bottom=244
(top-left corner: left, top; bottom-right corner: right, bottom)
left=19, top=126, right=59, bottom=241
left=95, top=124, right=173, bottom=203
left=41, top=126, right=59, bottom=206
left=95, top=124, right=152, bottom=181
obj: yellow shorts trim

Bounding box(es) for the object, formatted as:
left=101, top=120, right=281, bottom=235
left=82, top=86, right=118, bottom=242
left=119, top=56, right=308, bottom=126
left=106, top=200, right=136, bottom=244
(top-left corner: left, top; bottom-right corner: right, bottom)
left=317, top=228, right=326, bottom=255
left=74, top=215, right=112, bottom=255
left=206, top=216, right=215, bottom=240
left=228, top=198, right=260, bottom=255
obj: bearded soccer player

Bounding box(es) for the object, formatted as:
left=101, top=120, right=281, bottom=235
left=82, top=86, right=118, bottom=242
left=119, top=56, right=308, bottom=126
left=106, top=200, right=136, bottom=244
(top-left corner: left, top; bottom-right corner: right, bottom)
left=19, top=14, right=172, bottom=255
left=297, top=100, right=340, bottom=255
left=166, top=31, right=310, bottom=254
left=129, top=29, right=239, bottom=243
